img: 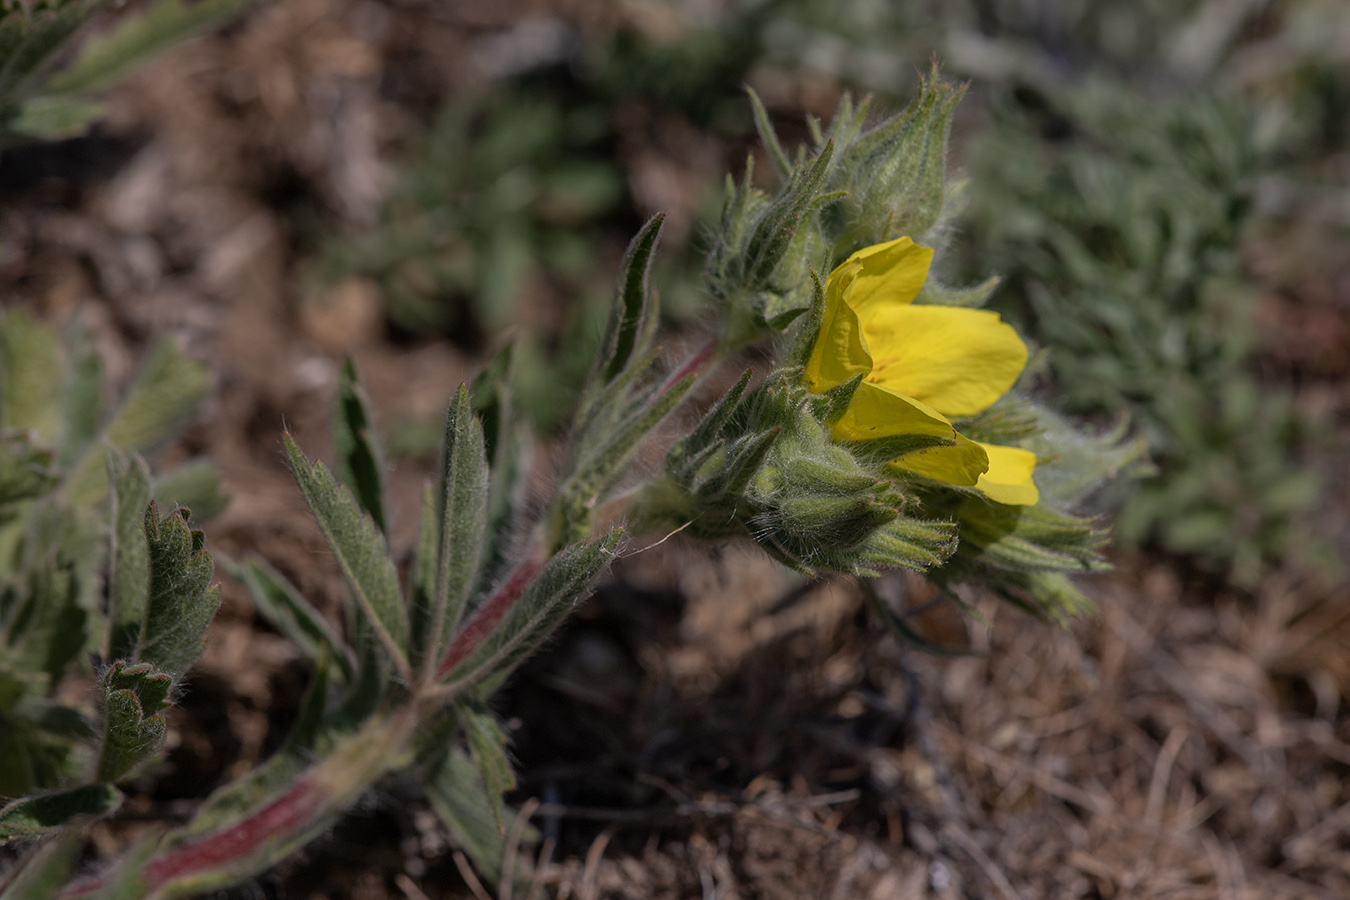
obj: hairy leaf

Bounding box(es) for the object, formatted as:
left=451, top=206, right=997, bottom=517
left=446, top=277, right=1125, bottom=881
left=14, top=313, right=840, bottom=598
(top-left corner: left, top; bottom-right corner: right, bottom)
left=0, top=784, right=121, bottom=842
left=136, top=503, right=220, bottom=677
left=284, top=435, right=409, bottom=675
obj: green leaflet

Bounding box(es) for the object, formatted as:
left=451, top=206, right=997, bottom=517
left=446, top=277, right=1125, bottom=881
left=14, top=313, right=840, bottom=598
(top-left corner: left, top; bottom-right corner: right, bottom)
left=334, top=359, right=387, bottom=535
left=442, top=532, right=621, bottom=690
left=284, top=435, right=409, bottom=676
left=599, top=213, right=664, bottom=383
left=429, top=385, right=489, bottom=663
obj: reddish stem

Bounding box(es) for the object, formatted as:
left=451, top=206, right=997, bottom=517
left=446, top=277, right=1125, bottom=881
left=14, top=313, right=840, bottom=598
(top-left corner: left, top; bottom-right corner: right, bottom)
left=657, top=337, right=719, bottom=397
left=433, top=557, right=545, bottom=681
left=60, top=777, right=322, bottom=898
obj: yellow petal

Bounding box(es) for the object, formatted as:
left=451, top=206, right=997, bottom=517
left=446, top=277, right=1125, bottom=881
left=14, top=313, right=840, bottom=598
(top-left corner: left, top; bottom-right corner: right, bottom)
left=862, top=305, right=1028, bottom=417
left=830, top=380, right=956, bottom=444
left=805, top=260, right=872, bottom=392
left=832, top=236, right=933, bottom=318
left=889, top=432, right=989, bottom=487
left=975, top=443, right=1039, bottom=506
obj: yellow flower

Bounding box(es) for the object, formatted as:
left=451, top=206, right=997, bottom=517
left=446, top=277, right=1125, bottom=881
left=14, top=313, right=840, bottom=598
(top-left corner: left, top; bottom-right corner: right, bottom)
left=804, top=237, right=1039, bottom=505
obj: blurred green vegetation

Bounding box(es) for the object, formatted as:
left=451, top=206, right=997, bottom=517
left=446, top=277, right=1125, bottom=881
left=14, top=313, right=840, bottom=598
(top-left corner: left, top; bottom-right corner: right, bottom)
left=316, top=0, right=1347, bottom=584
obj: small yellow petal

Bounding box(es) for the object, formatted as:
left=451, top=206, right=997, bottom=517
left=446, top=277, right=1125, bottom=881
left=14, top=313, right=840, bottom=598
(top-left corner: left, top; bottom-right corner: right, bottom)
left=805, top=261, right=872, bottom=392
left=831, top=236, right=932, bottom=317
left=889, top=432, right=989, bottom=487
left=863, top=305, right=1028, bottom=417
left=975, top=443, right=1039, bottom=506
left=830, top=381, right=955, bottom=444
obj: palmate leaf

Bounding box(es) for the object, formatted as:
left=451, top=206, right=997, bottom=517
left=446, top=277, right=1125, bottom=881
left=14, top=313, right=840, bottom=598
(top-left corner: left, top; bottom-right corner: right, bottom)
left=284, top=434, right=409, bottom=676
left=136, top=502, right=220, bottom=677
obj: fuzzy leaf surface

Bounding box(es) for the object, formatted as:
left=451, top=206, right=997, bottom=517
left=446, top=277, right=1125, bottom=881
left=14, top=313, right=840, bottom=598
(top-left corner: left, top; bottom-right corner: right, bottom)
left=0, top=784, right=121, bottom=842
left=136, top=503, right=220, bottom=677
left=284, top=434, right=409, bottom=674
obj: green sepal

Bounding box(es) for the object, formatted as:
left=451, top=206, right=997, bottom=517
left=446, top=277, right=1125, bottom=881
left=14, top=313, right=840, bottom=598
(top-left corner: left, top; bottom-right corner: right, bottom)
left=0, top=784, right=122, bottom=842
left=747, top=87, right=792, bottom=178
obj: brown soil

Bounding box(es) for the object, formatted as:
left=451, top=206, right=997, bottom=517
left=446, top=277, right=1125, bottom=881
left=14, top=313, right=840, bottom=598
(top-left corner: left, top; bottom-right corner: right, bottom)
left=4, top=1, right=1350, bottom=898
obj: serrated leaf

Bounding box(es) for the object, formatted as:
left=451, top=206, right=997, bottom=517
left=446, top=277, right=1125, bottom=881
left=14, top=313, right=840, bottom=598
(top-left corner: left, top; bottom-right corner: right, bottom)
left=457, top=700, right=516, bottom=833
left=96, top=661, right=172, bottom=783
left=0, top=784, right=121, bottom=842
left=333, top=359, right=386, bottom=534
left=284, top=435, right=409, bottom=677
left=226, top=558, right=354, bottom=684
left=106, top=447, right=151, bottom=662
left=427, top=385, right=489, bottom=665
left=135, top=502, right=220, bottom=676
